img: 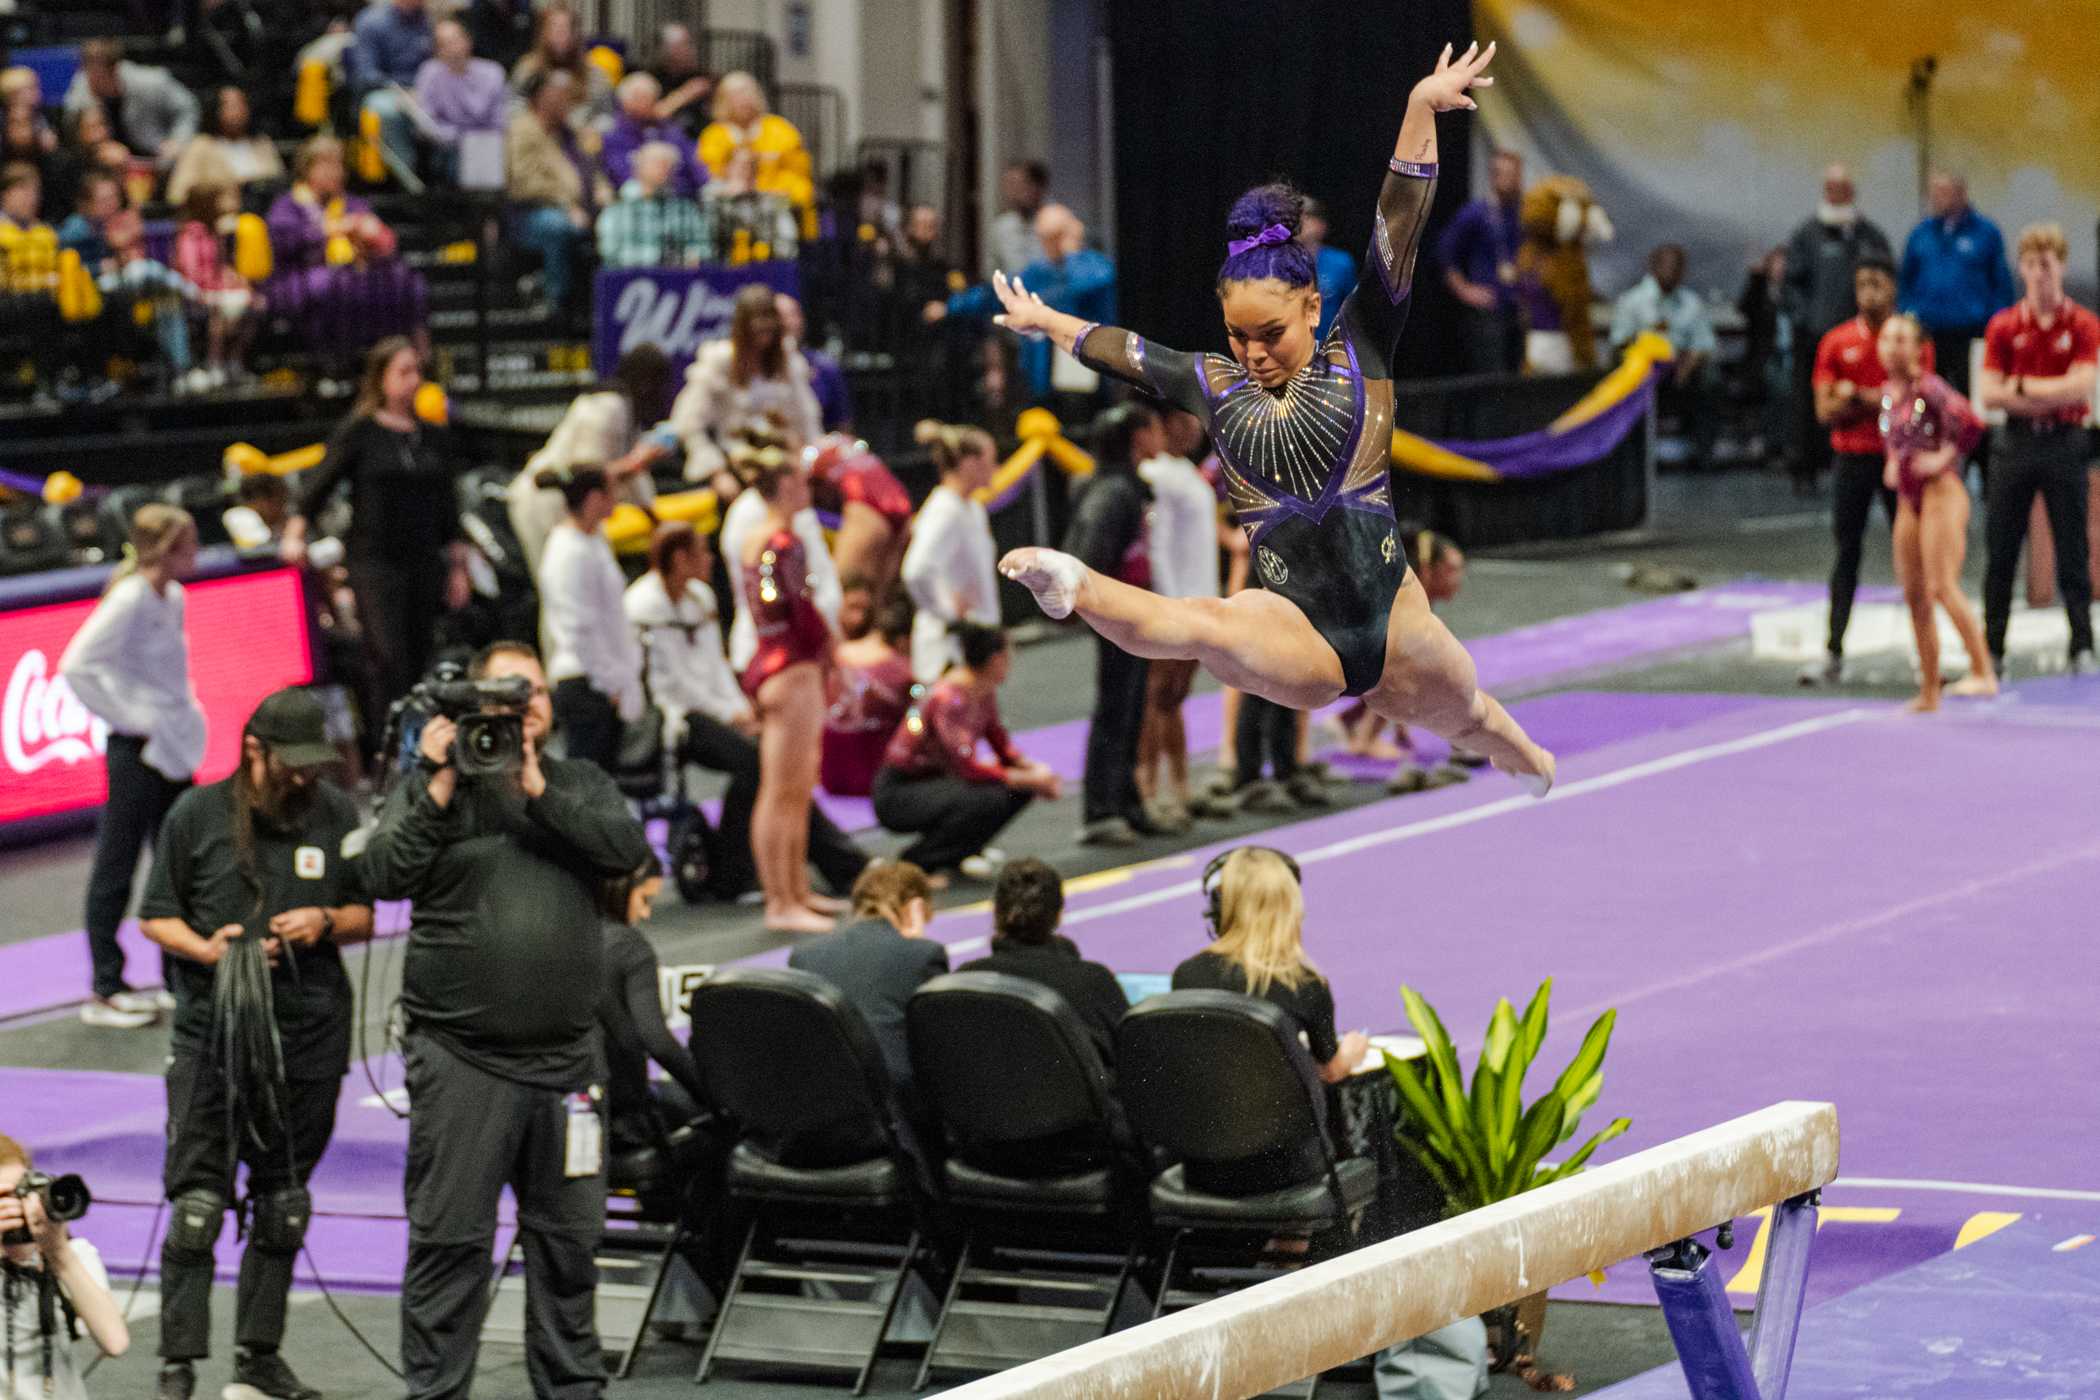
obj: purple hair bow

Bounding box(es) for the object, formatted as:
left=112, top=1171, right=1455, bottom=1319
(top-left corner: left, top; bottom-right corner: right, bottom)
left=1226, top=223, right=1293, bottom=258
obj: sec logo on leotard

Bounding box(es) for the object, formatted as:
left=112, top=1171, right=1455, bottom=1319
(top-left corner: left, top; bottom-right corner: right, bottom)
left=1258, top=547, right=1288, bottom=586
left=1381, top=531, right=1397, bottom=564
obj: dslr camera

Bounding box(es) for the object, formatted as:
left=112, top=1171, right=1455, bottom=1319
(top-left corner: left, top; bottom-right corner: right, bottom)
left=405, top=661, right=534, bottom=777
left=4, top=1171, right=90, bottom=1245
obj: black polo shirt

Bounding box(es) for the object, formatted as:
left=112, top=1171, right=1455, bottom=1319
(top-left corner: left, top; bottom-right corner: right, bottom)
left=139, top=777, right=369, bottom=1078
left=957, top=937, right=1130, bottom=1067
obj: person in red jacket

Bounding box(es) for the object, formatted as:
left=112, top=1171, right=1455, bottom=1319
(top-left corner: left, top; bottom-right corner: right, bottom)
left=872, top=622, right=1059, bottom=882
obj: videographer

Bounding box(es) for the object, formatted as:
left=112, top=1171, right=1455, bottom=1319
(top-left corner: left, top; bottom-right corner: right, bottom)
left=137, top=687, right=374, bottom=1400
left=1, top=1133, right=130, bottom=1400
left=363, top=641, right=651, bottom=1400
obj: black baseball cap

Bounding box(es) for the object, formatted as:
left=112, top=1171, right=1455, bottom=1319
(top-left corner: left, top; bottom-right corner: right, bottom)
left=245, top=687, right=337, bottom=769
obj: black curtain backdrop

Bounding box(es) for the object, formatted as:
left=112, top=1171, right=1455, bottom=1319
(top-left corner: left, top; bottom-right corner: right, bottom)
left=1107, top=0, right=1476, bottom=381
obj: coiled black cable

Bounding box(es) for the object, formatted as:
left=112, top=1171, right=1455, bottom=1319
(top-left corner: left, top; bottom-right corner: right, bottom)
left=208, top=925, right=294, bottom=1178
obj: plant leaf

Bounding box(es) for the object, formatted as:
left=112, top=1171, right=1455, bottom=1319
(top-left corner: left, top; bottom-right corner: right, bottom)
left=1470, top=1058, right=1506, bottom=1178
left=1533, top=1116, right=1632, bottom=1188
left=1517, top=977, right=1552, bottom=1065
left=1481, top=998, right=1518, bottom=1077
left=1504, top=1092, right=1565, bottom=1196
left=1390, top=1126, right=1460, bottom=1204
left=1401, top=985, right=1473, bottom=1130
left=1495, top=990, right=1538, bottom=1154
left=1557, top=1070, right=1604, bottom=1144
left=1550, top=1008, right=1618, bottom=1106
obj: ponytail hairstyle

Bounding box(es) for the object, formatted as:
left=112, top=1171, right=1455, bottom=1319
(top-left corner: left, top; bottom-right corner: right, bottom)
left=914, top=418, right=995, bottom=479
left=951, top=619, right=1008, bottom=672
left=1089, top=400, right=1159, bottom=473
left=534, top=463, right=611, bottom=515
left=105, top=502, right=197, bottom=594
left=1217, top=181, right=1316, bottom=290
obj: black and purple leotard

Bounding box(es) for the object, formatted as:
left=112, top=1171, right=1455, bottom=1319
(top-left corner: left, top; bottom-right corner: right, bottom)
left=1071, top=159, right=1437, bottom=697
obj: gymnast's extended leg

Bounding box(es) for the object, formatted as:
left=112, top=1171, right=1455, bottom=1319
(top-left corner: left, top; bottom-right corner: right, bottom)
left=1364, top=576, right=1556, bottom=792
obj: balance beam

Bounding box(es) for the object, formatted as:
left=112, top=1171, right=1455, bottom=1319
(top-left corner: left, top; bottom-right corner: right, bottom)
left=938, top=1100, right=1839, bottom=1400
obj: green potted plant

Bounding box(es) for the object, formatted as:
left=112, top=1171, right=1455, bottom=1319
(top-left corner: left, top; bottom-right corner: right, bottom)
left=1383, top=978, right=1630, bottom=1380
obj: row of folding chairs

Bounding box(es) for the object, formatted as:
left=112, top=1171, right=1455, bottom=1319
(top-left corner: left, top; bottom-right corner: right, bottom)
left=607, top=968, right=1380, bottom=1396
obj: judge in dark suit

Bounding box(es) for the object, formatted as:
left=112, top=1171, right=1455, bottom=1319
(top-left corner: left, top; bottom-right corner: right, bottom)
left=958, top=857, right=1128, bottom=1068
left=786, top=861, right=948, bottom=1103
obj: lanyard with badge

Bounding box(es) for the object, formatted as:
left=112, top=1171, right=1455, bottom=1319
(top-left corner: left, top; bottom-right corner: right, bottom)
left=564, top=1085, right=604, bottom=1177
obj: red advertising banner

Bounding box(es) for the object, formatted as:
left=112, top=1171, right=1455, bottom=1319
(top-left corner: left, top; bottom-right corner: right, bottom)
left=0, top=568, right=314, bottom=829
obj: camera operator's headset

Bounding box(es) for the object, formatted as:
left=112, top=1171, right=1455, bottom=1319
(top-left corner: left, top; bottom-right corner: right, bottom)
left=1200, top=845, right=1303, bottom=938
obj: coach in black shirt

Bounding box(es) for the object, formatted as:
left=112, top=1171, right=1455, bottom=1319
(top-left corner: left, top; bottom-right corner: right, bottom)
left=139, top=687, right=374, bottom=1400
left=959, top=858, right=1128, bottom=1067
left=364, top=641, right=652, bottom=1400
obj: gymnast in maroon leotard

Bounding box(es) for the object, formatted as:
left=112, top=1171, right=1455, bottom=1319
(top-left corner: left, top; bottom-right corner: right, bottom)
left=807, top=432, right=914, bottom=601
left=738, top=463, right=840, bottom=933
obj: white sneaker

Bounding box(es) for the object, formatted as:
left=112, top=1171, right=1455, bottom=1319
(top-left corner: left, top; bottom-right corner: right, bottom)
left=150, top=988, right=176, bottom=1012
left=80, top=997, right=157, bottom=1029
left=958, top=854, right=1000, bottom=881
left=107, top=989, right=163, bottom=1015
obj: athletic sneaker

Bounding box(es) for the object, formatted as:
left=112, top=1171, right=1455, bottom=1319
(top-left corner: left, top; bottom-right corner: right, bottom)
left=79, top=996, right=156, bottom=1029
left=154, top=1361, right=195, bottom=1400
left=1236, top=780, right=1295, bottom=814
left=109, top=988, right=164, bottom=1015
left=2069, top=650, right=2097, bottom=677
left=1284, top=773, right=1332, bottom=808
left=1186, top=789, right=1239, bottom=819
left=227, top=1348, right=321, bottom=1400
left=150, top=988, right=177, bottom=1012
left=1077, top=817, right=1140, bottom=847
left=958, top=853, right=1004, bottom=881
left=1797, top=654, right=1842, bottom=687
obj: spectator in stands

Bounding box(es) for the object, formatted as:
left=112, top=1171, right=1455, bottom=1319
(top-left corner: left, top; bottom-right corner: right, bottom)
left=1173, top=848, right=1368, bottom=1084
left=1136, top=403, right=1218, bottom=829
left=347, top=0, right=434, bottom=175
left=597, top=140, right=710, bottom=269
left=56, top=169, right=122, bottom=267
left=509, top=1, right=611, bottom=126
left=1899, top=171, right=2014, bottom=398
left=602, top=72, right=706, bottom=197
left=536, top=463, right=645, bottom=770
left=506, top=69, right=599, bottom=319
left=412, top=18, right=508, bottom=185
left=1067, top=403, right=1156, bottom=846
left=461, top=0, right=533, bottom=70
left=0, top=162, right=57, bottom=296
left=822, top=585, right=914, bottom=799
left=698, top=72, right=814, bottom=238
left=509, top=343, right=675, bottom=571
left=940, top=202, right=1116, bottom=403
left=1611, top=242, right=1719, bottom=464
left=960, top=857, right=1129, bottom=1067
left=630, top=523, right=872, bottom=900
left=0, top=67, right=55, bottom=156
left=1295, top=196, right=1358, bottom=346
left=1437, top=147, right=1525, bottom=374
left=700, top=145, right=798, bottom=262
left=284, top=337, right=470, bottom=729
left=63, top=39, right=198, bottom=172
left=44, top=104, right=129, bottom=221
left=265, top=136, right=427, bottom=359
left=856, top=159, right=902, bottom=242
left=873, top=620, right=1058, bottom=882
left=985, top=159, right=1047, bottom=281
left=166, top=86, right=284, bottom=208
left=777, top=292, right=850, bottom=430
left=1, top=105, right=57, bottom=204
left=670, top=282, right=824, bottom=481
left=901, top=419, right=1000, bottom=683
left=58, top=503, right=202, bottom=1028
left=736, top=462, right=848, bottom=934
left=644, top=23, right=713, bottom=137
left=100, top=206, right=207, bottom=388
left=1783, top=163, right=1891, bottom=490
left=787, top=861, right=946, bottom=1104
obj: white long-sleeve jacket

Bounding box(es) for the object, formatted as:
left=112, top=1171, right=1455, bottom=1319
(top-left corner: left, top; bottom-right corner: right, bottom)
left=900, top=483, right=999, bottom=682
left=57, top=573, right=207, bottom=781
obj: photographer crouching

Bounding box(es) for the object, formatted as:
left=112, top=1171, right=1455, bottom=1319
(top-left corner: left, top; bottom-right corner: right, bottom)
left=138, top=688, right=374, bottom=1400
left=364, top=642, right=652, bottom=1400
left=2, top=1135, right=129, bottom=1399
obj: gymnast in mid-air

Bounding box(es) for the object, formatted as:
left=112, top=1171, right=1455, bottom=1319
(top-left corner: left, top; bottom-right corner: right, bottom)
left=995, top=41, right=1556, bottom=794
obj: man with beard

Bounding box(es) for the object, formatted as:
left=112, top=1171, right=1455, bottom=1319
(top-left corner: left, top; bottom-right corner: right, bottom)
left=138, top=688, right=375, bottom=1400
left=364, top=640, right=651, bottom=1400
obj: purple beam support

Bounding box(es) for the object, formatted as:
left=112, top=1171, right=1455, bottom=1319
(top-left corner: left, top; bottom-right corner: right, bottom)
left=1648, top=1239, right=1763, bottom=1400
left=1747, top=1193, right=1819, bottom=1400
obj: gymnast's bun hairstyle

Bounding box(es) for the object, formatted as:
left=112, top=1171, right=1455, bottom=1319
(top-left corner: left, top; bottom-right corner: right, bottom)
left=534, top=463, right=610, bottom=513
left=915, top=418, right=994, bottom=477
left=1218, top=181, right=1316, bottom=289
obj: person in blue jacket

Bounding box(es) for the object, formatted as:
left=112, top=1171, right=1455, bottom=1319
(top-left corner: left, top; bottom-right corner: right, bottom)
left=936, top=202, right=1116, bottom=402
left=1899, top=171, right=2014, bottom=395
left=1298, top=196, right=1359, bottom=344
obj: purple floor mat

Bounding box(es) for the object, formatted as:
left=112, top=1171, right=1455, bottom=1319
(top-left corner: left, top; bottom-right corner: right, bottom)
left=1594, top=1217, right=2100, bottom=1397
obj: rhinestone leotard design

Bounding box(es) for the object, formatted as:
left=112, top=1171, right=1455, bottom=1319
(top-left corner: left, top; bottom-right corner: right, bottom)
left=1073, top=162, right=1436, bottom=696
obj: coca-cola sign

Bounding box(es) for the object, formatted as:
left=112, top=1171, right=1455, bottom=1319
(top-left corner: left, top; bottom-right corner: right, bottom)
left=0, top=568, right=313, bottom=831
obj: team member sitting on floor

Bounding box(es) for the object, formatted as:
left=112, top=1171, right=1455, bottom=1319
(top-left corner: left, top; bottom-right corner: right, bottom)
left=822, top=585, right=916, bottom=800
left=958, top=857, right=1129, bottom=1068
left=1172, top=847, right=1367, bottom=1085
left=871, top=622, right=1060, bottom=883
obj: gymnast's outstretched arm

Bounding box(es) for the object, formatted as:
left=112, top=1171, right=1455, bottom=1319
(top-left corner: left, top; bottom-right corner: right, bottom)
left=984, top=274, right=1210, bottom=415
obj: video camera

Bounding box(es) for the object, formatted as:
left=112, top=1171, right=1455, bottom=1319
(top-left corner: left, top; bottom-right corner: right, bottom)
left=3, top=1171, right=90, bottom=1245
left=398, top=660, right=534, bottom=778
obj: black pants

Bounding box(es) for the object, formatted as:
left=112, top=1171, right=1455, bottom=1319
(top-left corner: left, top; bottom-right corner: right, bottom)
left=1082, top=637, right=1149, bottom=824
left=1985, top=428, right=2094, bottom=663
left=1789, top=322, right=1833, bottom=485
left=1827, top=452, right=1898, bottom=658
left=401, top=1034, right=606, bottom=1400
left=871, top=768, right=1032, bottom=871
left=677, top=715, right=866, bottom=895
left=159, top=1053, right=341, bottom=1361
left=1235, top=695, right=1299, bottom=785
left=83, top=733, right=189, bottom=999
left=1929, top=326, right=1985, bottom=399
left=350, top=556, right=442, bottom=734
left=553, top=677, right=620, bottom=771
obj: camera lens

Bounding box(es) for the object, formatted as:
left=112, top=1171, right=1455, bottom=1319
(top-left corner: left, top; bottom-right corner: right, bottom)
left=468, top=724, right=498, bottom=760
left=43, top=1174, right=90, bottom=1223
